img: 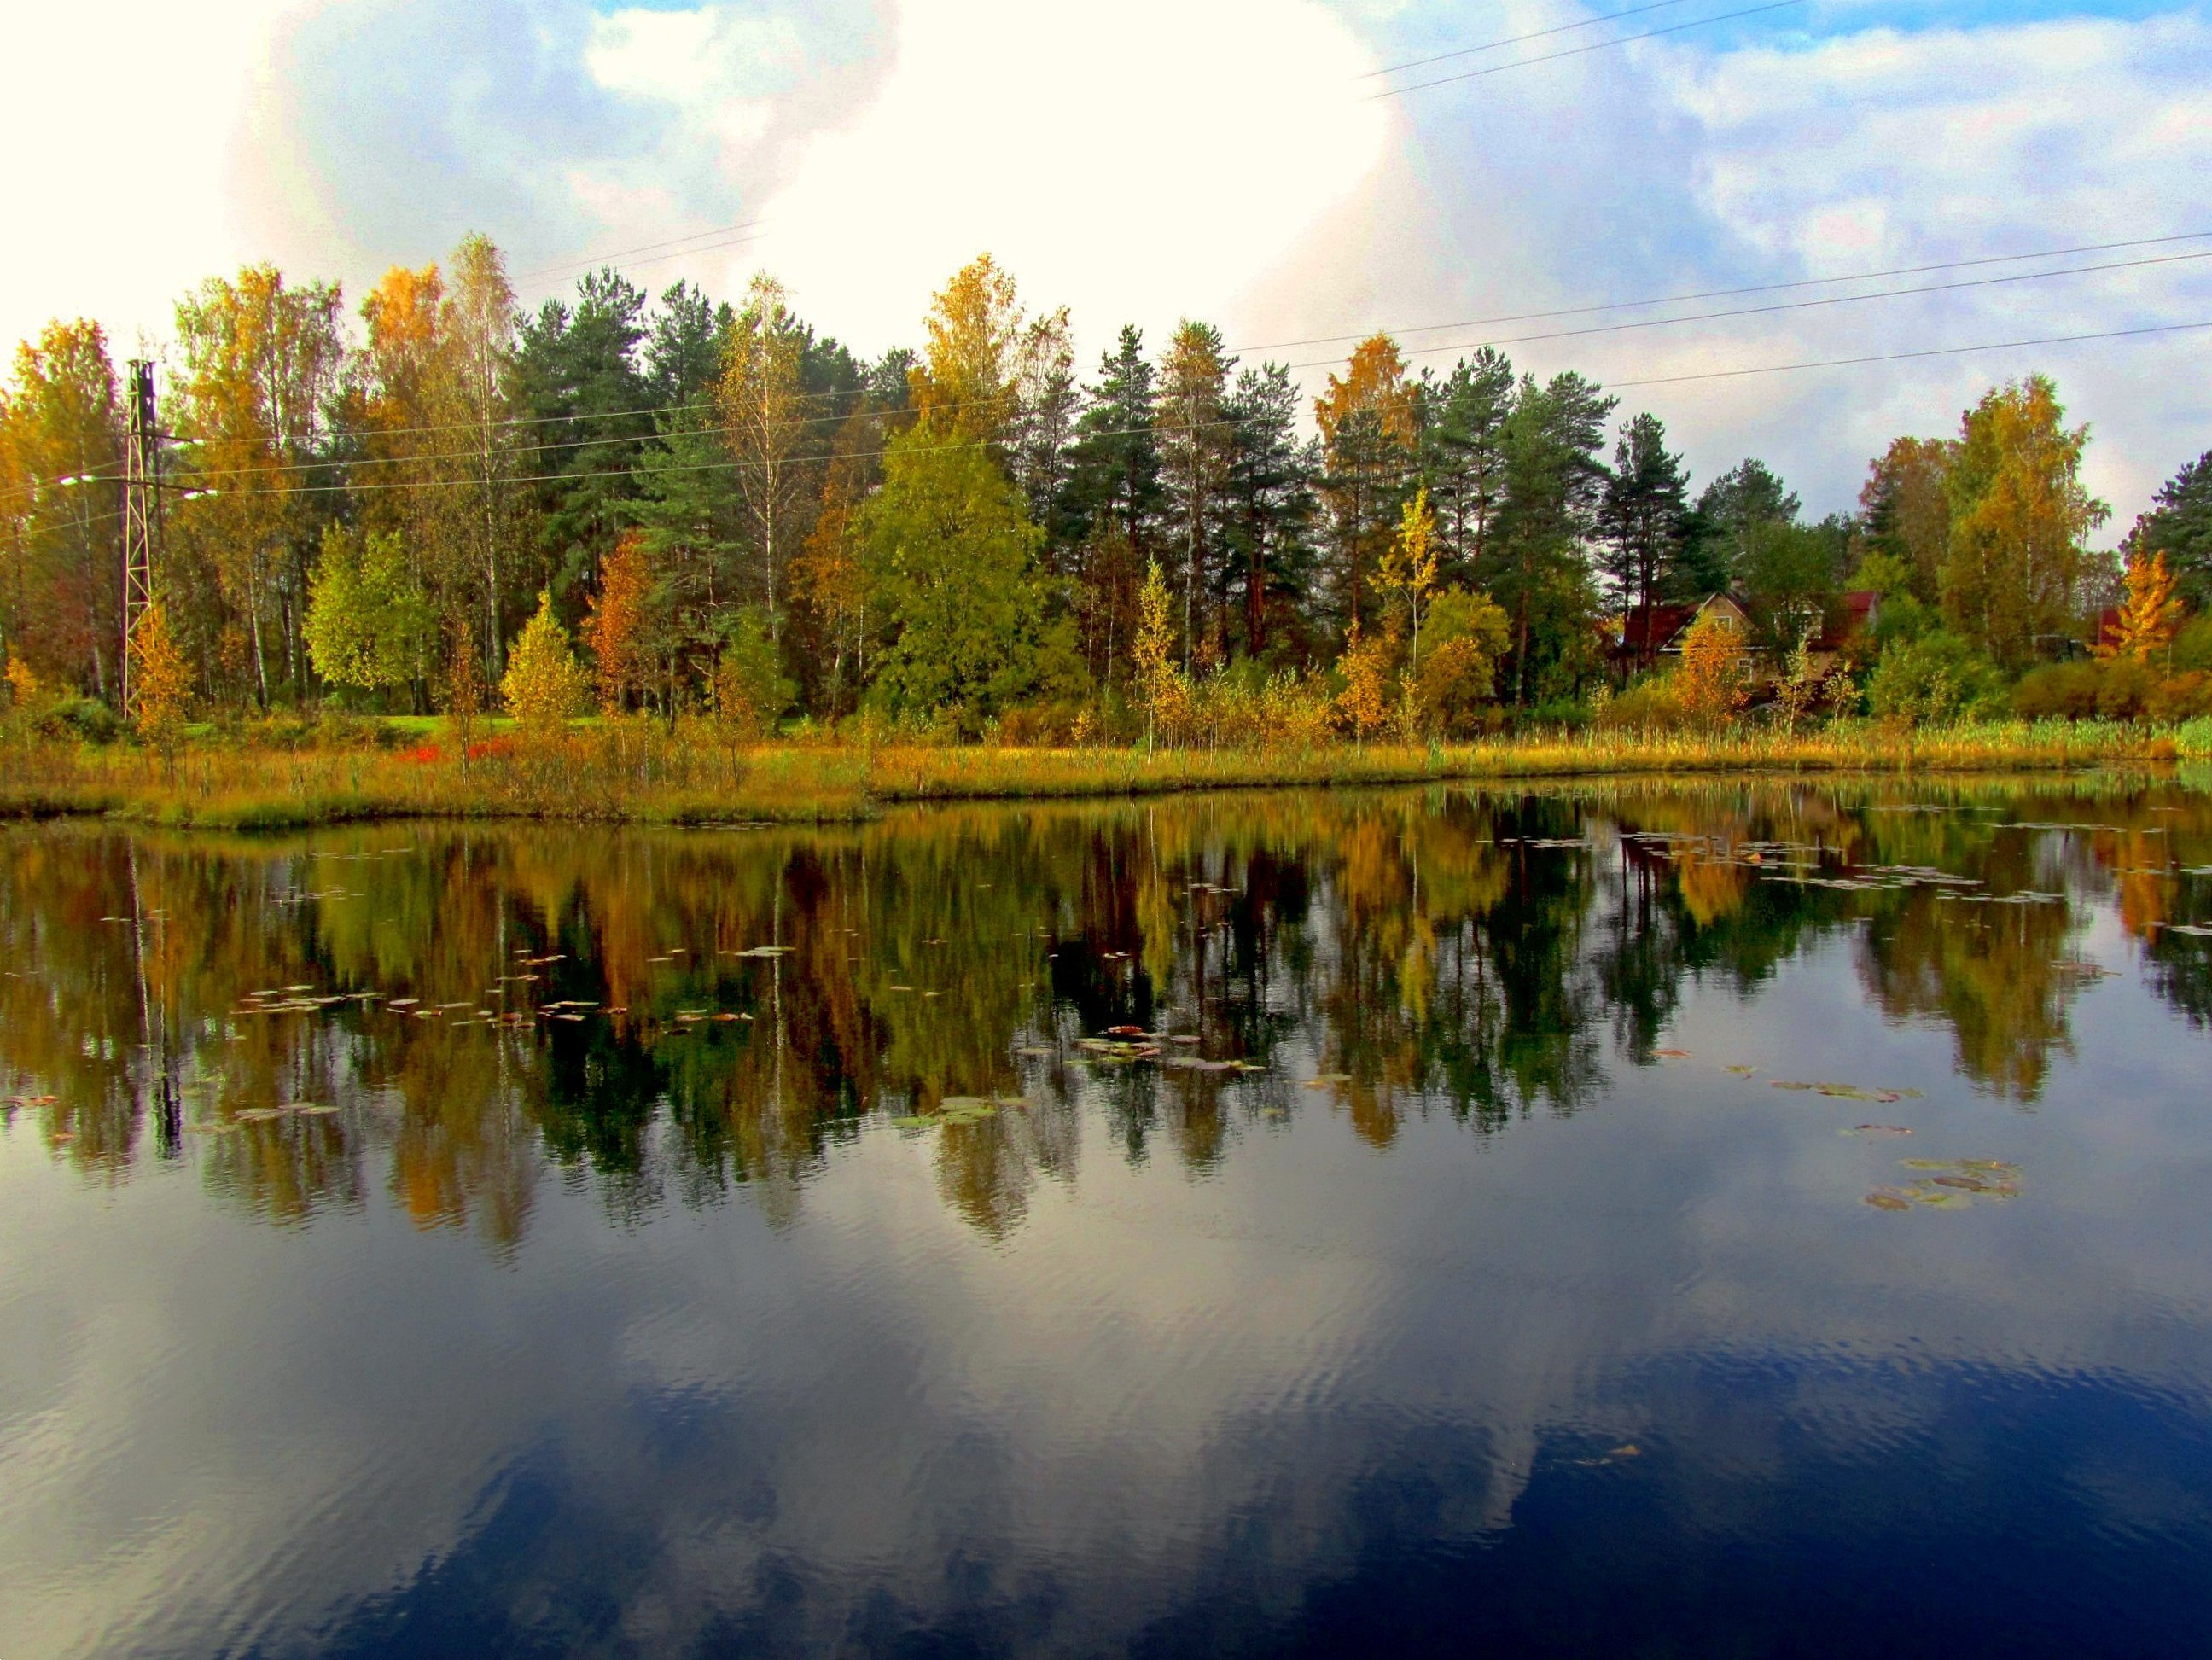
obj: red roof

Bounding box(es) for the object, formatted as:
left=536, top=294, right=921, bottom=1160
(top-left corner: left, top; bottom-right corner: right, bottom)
left=1809, top=591, right=1881, bottom=654
left=1618, top=603, right=1699, bottom=656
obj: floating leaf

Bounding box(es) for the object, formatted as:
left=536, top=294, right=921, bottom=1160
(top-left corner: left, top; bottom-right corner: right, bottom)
left=1864, top=1190, right=1913, bottom=1211
left=1723, top=1065, right=1756, bottom=1075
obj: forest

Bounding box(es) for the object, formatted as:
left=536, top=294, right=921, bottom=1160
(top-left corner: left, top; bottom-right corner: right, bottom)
left=3, top=234, right=2210, bottom=757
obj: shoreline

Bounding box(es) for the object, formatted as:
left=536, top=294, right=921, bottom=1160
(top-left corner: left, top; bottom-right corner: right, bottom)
left=1, top=719, right=2205, bottom=831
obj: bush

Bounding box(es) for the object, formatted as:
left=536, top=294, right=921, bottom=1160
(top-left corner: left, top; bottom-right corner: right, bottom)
left=2011, top=658, right=2212, bottom=723
left=1596, top=678, right=1689, bottom=732
left=1871, top=592, right=1935, bottom=652
left=2011, top=662, right=2102, bottom=720
left=2093, top=658, right=2155, bottom=720
left=995, top=700, right=1092, bottom=747
left=2145, top=670, right=2212, bottom=722
left=2173, top=616, right=2212, bottom=673
left=1522, top=697, right=1595, bottom=733
left=35, top=695, right=121, bottom=745
left=1866, top=631, right=2007, bottom=724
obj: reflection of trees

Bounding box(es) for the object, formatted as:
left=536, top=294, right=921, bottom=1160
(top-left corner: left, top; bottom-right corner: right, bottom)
left=1857, top=894, right=2081, bottom=1100
left=3, top=780, right=2206, bottom=1245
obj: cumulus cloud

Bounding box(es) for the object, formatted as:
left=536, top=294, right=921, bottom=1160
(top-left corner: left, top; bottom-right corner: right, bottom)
left=0, top=1, right=2203, bottom=522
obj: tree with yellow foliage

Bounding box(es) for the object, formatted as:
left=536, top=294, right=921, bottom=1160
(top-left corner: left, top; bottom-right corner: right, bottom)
left=1674, top=608, right=1750, bottom=726
left=1379, top=485, right=1442, bottom=730
left=2098, top=548, right=2185, bottom=665
left=583, top=531, right=654, bottom=714
left=913, top=254, right=1023, bottom=442
left=131, top=602, right=193, bottom=777
left=1335, top=616, right=1395, bottom=745
left=500, top=591, right=589, bottom=737
left=1409, top=588, right=1510, bottom=737
left=721, top=273, right=808, bottom=638
left=1315, top=334, right=1417, bottom=635
left=1132, top=558, right=1185, bottom=752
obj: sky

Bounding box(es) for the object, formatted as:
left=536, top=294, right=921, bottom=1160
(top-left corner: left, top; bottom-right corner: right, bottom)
left=3, top=0, right=2208, bottom=530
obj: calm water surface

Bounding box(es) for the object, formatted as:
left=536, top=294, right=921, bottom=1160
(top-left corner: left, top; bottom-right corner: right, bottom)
left=4, top=780, right=2212, bottom=1657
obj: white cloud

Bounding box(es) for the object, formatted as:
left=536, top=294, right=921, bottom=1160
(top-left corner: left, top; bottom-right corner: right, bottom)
left=2, top=2, right=2204, bottom=526
left=0, top=1, right=312, bottom=354
left=1657, top=13, right=2212, bottom=522
left=607, top=0, right=1392, bottom=359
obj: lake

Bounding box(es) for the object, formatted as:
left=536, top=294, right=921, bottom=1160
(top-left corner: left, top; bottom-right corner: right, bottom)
left=3, top=779, right=2210, bottom=1657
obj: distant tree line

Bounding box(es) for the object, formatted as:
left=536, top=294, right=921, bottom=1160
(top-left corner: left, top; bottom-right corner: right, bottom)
left=1, top=235, right=2206, bottom=737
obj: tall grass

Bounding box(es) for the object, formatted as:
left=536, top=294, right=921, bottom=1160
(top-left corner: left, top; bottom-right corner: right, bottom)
left=0, top=715, right=2200, bottom=830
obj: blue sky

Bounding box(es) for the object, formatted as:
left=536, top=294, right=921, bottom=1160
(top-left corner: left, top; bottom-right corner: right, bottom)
left=3, top=0, right=2206, bottom=525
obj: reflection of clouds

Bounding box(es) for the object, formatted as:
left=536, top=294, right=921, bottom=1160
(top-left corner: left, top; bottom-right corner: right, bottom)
left=5, top=791, right=2212, bottom=1652
left=13, top=980, right=2212, bottom=1656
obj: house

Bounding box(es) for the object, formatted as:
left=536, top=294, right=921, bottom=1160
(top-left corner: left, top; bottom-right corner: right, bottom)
left=1610, top=591, right=1879, bottom=679
left=1612, top=594, right=1752, bottom=670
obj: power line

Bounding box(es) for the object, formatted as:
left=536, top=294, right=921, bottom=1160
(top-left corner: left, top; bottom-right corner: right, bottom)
left=83, top=316, right=2207, bottom=502
left=1604, top=318, right=2212, bottom=387
left=1359, top=0, right=1701, bottom=79
left=1281, top=248, right=2212, bottom=368
left=1234, top=230, right=2212, bottom=353
left=1372, top=0, right=1806, bottom=98
left=75, top=236, right=2209, bottom=486
left=281, top=229, right=2212, bottom=446
left=11, top=234, right=2203, bottom=502
left=515, top=218, right=766, bottom=281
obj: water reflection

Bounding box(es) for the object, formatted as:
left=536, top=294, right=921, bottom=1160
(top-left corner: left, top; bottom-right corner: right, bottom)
left=3, top=779, right=2209, bottom=1247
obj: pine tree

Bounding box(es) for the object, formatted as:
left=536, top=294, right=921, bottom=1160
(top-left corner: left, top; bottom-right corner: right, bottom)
left=513, top=267, right=651, bottom=594
left=1417, top=347, right=1516, bottom=580
left=1598, top=411, right=1688, bottom=653
left=1155, top=321, right=1236, bottom=667
left=1482, top=371, right=1614, bottom=705
left=1222, top=363, right=1318, bottom=661
left=2127, top=450, right=2212, bottom=609
left=1067, top=327, right=1163, bottom=686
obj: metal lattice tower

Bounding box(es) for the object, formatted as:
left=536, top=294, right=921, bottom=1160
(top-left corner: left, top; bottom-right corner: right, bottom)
left=120, top=359, right=158, bottom=719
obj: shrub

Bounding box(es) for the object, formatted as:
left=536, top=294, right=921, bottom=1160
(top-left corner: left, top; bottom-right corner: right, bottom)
left=2174, top=616, right=2212, bottom=673
left=2093, top=658, right=2155, bottom=720
left=2145, top=670, right=2212, bottom=722
left=1597, top=679, right=1689, bottom=732
left=711, top=608, right=795, bottom=740
left=1523, top=697, right=1596, bottom=733
left=2012, top=662, right=2102, bottom=720
left=37, top=695, right=122, bottom=745
left=1866, top=631, right=2007, bottom=724
left=995, top=700, right=1091, bottom=747
left=2011, top=658, right=2212, bottom=723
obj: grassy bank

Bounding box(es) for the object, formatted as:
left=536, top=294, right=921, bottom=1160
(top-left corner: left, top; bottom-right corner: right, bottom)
left=1, top=717, right=2207, bottom=830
